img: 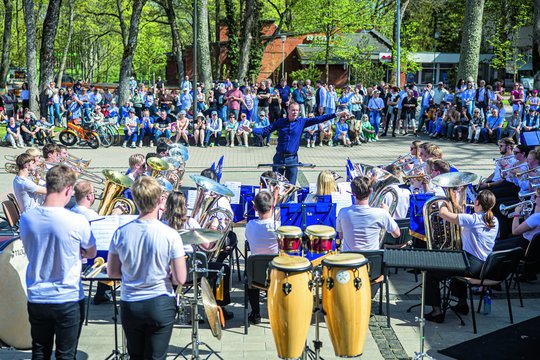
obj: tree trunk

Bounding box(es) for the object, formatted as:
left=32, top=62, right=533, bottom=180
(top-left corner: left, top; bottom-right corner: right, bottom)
left=214, top=0, right=221, bottom=79
left=118, top=0, right=147, bottom=107
left=161, top=0, right=184, bottom=85
left=457, top=0, right=485, bottom=82
left=57, top=0, right=74, bottom=87
left=39, top=0, right=62, bottom=117
left=0, top=0, right=13, bottom=88
left=237, top=0, right=256, bottom=81
left=533, top=0, right=540, bottom=89
left=22, top=0, right=39, bottom=113
left=197, top=0, right=213, bottom=90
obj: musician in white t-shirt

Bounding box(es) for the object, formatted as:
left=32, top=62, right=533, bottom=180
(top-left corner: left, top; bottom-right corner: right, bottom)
left=107, top=177, right=187, bottom=359
left=337, top=176, right=400, bottom=251
left=382, top=165, right=411, bottom=219
left=245, top=191, right=279, bottom=324
left=13, top=153, right=47, bottom=213
left=424, top=190, right=498, bottom=323
left=20, top=165, right=96, bottom=359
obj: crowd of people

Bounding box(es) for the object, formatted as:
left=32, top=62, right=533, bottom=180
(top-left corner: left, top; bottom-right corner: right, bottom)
left=2, top=75, right=539, bottom=149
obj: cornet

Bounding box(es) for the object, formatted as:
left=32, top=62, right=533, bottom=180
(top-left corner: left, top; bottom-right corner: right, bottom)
left=402, top=163, right=424, bottom=176
left=403, top=174, right=430, bottom=182
left=389, top=154, right=413, bottom=166
left=396, top=159, right=416, bottom=167
left=499, top=200, right=534, bottom=217
left=517, top=166, right=540, bottom=178
left=493, top=155, right=515, bottom=163
left=500, top=164, right=524, bottom=175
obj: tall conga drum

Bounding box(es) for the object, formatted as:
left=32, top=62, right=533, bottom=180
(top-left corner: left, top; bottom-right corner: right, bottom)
left=275, top=226, right=303, bottom=255
left=322, top=253, right=371, bottom=357
left=267, top=256, right=313, bottom=359
left=304, top=225, right=336, bottom=261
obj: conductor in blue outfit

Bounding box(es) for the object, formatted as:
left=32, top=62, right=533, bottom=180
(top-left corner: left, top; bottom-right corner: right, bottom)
left=247, top=102, right=349, bottom=184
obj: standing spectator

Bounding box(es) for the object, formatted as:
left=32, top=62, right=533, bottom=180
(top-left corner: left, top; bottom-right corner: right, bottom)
left=325, top=85, right=337, bottom=115
left=20, top=82, right=30, bottom=110
left=462, top=81, right=475, bottom=116
left=480, top=108, right=504, bottom=143
left=138, top=109, right=154, bottom=147
left=154, top=110, right=172, bottom=143
left=205, top=111, right=223, bottom=147
left=5, top=117, right=25, bottom=148
left=123, top=109, right=139, bottom=148
left=256, top=81, right=271, bottom=117
left=432, top=82, right=448, bottom=107
left=417, top=83, right=433, bottom=132
left=401, top=90, right=418, bottom=136
left=351, top=87, right=363, bottom=120
left=216, top=86, right=227, bottom=122
left=292, top=81, right=306, bottom=117
left=475, top=80, right=489, bottom=119
left=527, top=89, right=540, bottom=112
left=180, top=75, right=192, bottom=92
left=225, top=113, right=238, bottom=147
left=468, top=108, right=485, bottom=143
left=193, top=112, right=206, bottom=147
left=303, top=79, right=316, bottom=115
left=196, top=86, right=206, bottom=113
left=242, top=87, right=255, bottom=120
left=276, top=79, right=291, bottom=116
left=132, top=88, right=144, bottom=118
left=367, top=90, right=384, bottom=139
left=3, top=89, right=17, bottom=118
left=383, top=86, right=400, bottom=137
left=225, top=82, right=243, bottom=120
left=510, top=83, right=525, bottom=118
left=268, top=88, right=282, bottom=123
left=315, top=80, right=327, bottom=115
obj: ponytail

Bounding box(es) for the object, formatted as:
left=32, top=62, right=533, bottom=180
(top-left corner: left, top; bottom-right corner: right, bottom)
left=483, top=209, right=495, bottom=228
left=476, top=190, right=497, bottom=228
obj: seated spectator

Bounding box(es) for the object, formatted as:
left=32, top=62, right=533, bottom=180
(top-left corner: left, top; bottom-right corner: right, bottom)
left=236, top=113, right=251, bottom=147
left=503, top=110, right=522, bottom=144
left=361, top=114, right=376, bottom=142
left=193, top=112, right=206, bottom=147
left=123, top=108, right=139, bottom=148
left=319, top=118, right=333, bottom=146
left=174, top=110, right=190, bottom=146
left=468, top=108, right=485, bottom=143
left=106, top=102, right=119, bottom=123
left=35, top=116, right=56, bottom=145
left=154, top=110, right=172, bottom=144
left=304, top=115, right=318, bottom=148
left=452, top=107, right=471, bottom=141
left=252, top=111, right=270, bottom=147
left=225, top=113, right=238, bottom=147
left=5, top=117, right=25, bottom=148
left=92, top=106, right=105, bottom=123
left=20, top=113, right=37, bottom=146
left=138, top=109, right=154, bottom=147
left=348, top=115, right=363, bottom=145
left=429, top=110, right=444, bottom=138
left=205, top=111, right=223, bottom=147
left=480, top=108, right=504, bottom=143
left=178, top=89, right=192, bottom=113
left=522, top=108, right=539, bottom=133
left=334, top=115, right=351, bottom=147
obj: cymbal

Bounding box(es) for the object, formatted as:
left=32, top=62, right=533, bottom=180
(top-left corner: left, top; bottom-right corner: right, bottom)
left=178, top=229, right=223, bottom=245
left=200, top=277, right=222, bottom=339
left=102, top=170, right=134, bottom=188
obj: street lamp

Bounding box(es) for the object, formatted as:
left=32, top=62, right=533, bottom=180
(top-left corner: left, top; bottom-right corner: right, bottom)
left=192, top=0, right=198, bottom=119
left=281, top=35, right=287, bottom=80
left=432, top=31, right=441, bottom=83
left=396, top=0, right=401, bottom=88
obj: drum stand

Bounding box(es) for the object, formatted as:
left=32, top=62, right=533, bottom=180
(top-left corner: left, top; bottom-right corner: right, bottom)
left=303, top=267, right=325, bottom=360
left=177, top=255, right=223, bottom=360
left=414, top=271, right=433, bottom=360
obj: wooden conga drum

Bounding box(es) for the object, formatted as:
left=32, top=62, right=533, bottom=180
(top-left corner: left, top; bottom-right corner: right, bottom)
left=267, top=256, right=313, bottom=359
left=322, top=253, right=371, bottom=357
left=275, top=226, right=303, bottom=255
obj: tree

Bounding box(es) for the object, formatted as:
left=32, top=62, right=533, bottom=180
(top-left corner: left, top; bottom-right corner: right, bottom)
left=457, top=0, right=485, bottom=81
left=39, top=0, right=63, bottom=117
left=237, top=0, right=258, bottom=81
left=118, top=0, right=147, bottom=107
left=22, top=0, right=39, bottom=113
left=223, top=0, right=239, bottom=77
left=197, top=0, right=213, bottom=90
left=158, top=0, right=184, bottom=84
left=532, top=0, right=540, bottom=88
left=57, top=0, right=75, bottom=86
left=0, top=0, right=13, bottom=88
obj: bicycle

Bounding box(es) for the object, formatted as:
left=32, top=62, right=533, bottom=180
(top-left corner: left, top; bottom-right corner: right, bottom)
left=59, top=118, right=101, bottom=149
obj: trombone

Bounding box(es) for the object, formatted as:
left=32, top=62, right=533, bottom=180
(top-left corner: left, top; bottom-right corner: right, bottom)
left=402, top=163, right=424, bottom=176
left=66, top=154, right=91, bottom=168
left=499, top=200, right=534, bottom=218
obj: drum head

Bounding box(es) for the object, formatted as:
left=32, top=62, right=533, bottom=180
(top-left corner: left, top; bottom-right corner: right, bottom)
left=305, top=225, right=336, bottom=238
left=322, top=253, right=369, bottom=268
left=271, top=255, right=312, bottom=272
left=276, top=226, right=303, bottom=237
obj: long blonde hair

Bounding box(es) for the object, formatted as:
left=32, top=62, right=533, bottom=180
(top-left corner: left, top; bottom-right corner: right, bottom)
left=316, top=170, right=337, bottom=195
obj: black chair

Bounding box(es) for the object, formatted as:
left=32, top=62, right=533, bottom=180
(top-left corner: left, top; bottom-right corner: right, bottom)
left=1, top=200, right=20, bottom=230
left=451, top=247, right=523, bottom=334
left=513, top=234, right=540, bottom=305
left=243, top=241, right=275, bottom=334
left=346, top=250, right=390, bottom=327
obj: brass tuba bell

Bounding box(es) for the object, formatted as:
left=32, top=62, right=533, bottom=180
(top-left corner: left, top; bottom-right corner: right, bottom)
left=97, top=170, right=136, bottom=215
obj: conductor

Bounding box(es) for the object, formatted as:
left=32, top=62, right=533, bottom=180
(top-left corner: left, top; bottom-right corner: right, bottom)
left=248, top=102, right=349, bottom=184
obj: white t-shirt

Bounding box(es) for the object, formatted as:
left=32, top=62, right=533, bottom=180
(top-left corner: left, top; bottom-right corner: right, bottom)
left=245, top=217, right=280, bottom=255
left=337, top=204, right=398, bottom=251
left=71, top=204, right=100, bottom=221
left=524, top=213, right=540, bottom=241
left=13, top=176, right=42, bottom=213
left=458, top=213, right=498, bottom=261
left=109, top=219, right=185, bottom=302
left=383, top=184, right=411, bottom=219
left=20, top=207, right=93, bottom=303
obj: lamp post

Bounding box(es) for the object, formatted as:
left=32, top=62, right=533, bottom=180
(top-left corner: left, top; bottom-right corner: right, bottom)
left=192, top=0, right=198, bottom=119
left=281, top=35, right=287, bottom=80
left=432, top=31, right=441, bottom=83
left=396, top=0, right=401, bottom=88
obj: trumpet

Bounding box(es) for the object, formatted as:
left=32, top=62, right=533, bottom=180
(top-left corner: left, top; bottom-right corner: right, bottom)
left=396, top=158, right=416, bottom=167
left=493, top=155, right=515, bottom=163
left=501, top=164, right=525, bottom=175
left=331, top=171, right=343, bottom=181
left=499, top=200, right=534, bottom=217
left=517, top=166, right=540, bottom=178
left=389, top=154, right=413, bottom=166
left=402, top=163, right=424, bottom=176
left=403, top=174, right=431, bottom=182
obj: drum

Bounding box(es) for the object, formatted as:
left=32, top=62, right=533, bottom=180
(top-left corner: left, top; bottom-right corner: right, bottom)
left=267, top=256, right=313, bottom=359
left=305, top=225, right=336, bottom=253
left=322, top=253, right=371, bottom=357
left=275, top=226, right=303, bottom=255
left=0, top=238, right=32, bottom=349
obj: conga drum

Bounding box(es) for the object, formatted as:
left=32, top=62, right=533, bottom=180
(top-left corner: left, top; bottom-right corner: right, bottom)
left=267, top=256, right=313, bottom=359
left=322, top=253, right=371, bottom=357
left=304, top=225, right=336, bottom=261
left=275, top=226, right=303, bottom=255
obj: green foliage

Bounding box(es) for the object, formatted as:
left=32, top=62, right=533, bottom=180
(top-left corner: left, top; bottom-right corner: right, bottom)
left=247, top=0, right=264, bottom=80
left=289, top=65, right=322, bottom=83
left=224, top=0, right=239, bottom=78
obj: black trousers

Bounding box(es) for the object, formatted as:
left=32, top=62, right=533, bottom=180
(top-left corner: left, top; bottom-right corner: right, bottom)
left=383, top=108, right=398, bottom=136
left=425, top=252, right=484, bottom=307
left=27, top=299, right=85, bottom=360
left=248, top=288, right=261, bottom=315
left=120, top=295, right=176, bottom=360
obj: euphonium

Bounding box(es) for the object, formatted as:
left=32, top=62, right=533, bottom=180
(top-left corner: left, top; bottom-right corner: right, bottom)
left=423, top=172, right=479, bottom=250
left=97, top=170, right=136, bottom=215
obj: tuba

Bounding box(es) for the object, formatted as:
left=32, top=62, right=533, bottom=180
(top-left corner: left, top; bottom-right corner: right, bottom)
left=423, top=172, right=478, bottom=250
left=97, top=170, right=136, bottom=215
left=190, top=174, right=235, bottom=260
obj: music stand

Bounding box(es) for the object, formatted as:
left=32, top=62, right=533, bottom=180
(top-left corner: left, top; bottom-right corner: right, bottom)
left=384, top=249, right=469, bottom=360
left=82, top=273, right=124, bottom=360
left=257, top=163, right=316, bottom=169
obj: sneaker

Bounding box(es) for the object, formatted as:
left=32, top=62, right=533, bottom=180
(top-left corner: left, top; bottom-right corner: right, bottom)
left=248, top=312, right=261, bottom=325
left=244, top=144, right=248, bottom=148
left=329, top=140, right=333, bottom=146
left=265, top=143, right=269, bottom=147
left=122, top=141, right=127, bottom=148
left=138, top=142, right=142, bottom=148
left=11, top=145, right=17, bottom=149
left=130, top=143, right=136, bottom=148
left=319, top=142, right=323, bottom=147
left=149, top=141, right=154, bottom=147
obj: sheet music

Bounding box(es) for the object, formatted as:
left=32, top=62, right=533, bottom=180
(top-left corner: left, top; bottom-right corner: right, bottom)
left=224, top=181, right=242, bottom=205
left=186, top=190, right=198, bottom=216
left=91, top=215, right=138, bottom=251
left=338, top=182, right=351, bottom=194
left=331, top=192, right=353, bottom=214
left=309, top=183, right=317, bottom=194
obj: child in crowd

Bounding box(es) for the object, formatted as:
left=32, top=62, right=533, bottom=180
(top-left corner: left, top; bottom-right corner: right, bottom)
left=335, top=115, right=351, bottom=147
left=361, top=114, right=376, bottom=142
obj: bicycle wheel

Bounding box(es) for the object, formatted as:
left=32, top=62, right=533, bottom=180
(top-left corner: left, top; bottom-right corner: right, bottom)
left=59, top=130, right=78, bottom=146
left=86, top=132, right=101, bottom=149
left=97, top=126, right=113, bottom=148
left=108, top=124, right=121, bottom=146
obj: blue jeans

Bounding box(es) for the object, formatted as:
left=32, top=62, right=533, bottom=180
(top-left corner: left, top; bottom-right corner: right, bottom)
left=273, top=153, right=299, bottom=185
left=49, top=103, right=62, bottom=126
left=154, top=129, right=172, bottom=143
left=480, top=128, right=502, bottom=142
left=124, top=129, right=138, bottom=144
left=205, top=130, right=221, bottom=145
left=139, top=127, right=154, bottom=143
left=418, top=105, right=429, bottom=132
left=370, top=110, right=381, bottom=135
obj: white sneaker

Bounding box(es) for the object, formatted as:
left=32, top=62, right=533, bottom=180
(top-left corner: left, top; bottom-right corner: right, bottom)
left=122, top=141, right=127, bottom=148
left=319, top=143, right=323, bottom=147
left=138, top=142, right=142, bottom=148
left=149, top=141, right=154, bottom=147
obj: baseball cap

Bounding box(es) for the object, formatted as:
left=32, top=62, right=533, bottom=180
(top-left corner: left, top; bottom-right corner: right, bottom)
left=211, top=111, right=217, bottom=115
left=259, top=111, right=266, bottom=116
left=197, top=112, right=204, bottom=118
left=128, top=108, right=136, bottom=113
left=180, top=110, right=187, bottom=115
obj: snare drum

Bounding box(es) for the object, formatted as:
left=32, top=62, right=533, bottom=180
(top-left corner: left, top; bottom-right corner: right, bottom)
left=276, top=226, right=303, bottom=255
left=305, top=225, right=336, bottom=253
left=322, top=253, right=371, bottom=357
left=267, top=256, right=313, bottom=359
